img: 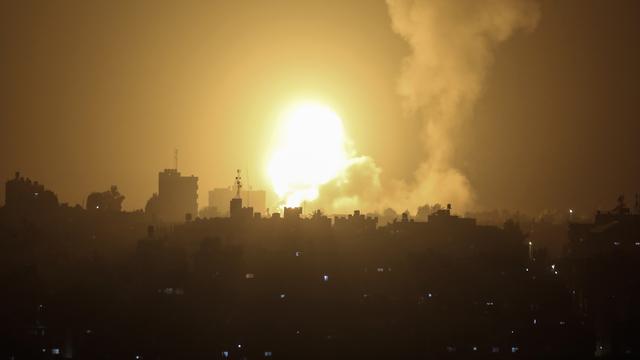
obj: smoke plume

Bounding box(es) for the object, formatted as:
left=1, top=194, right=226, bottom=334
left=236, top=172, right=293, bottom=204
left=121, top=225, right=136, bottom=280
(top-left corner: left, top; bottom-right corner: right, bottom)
left=383, top=0, right=540, bottom=212
left=308, top=0, right=539, bottom=215
left=310, top=155, right=383, bottom=214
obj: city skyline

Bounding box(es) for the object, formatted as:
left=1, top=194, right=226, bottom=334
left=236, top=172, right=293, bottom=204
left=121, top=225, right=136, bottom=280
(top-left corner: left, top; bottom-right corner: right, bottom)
left=2, top=1, right=640, bottom=358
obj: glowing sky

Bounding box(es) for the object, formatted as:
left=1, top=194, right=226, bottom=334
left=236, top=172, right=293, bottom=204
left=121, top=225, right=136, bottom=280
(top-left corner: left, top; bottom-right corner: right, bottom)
left=1, top=0, right=639, bottom=214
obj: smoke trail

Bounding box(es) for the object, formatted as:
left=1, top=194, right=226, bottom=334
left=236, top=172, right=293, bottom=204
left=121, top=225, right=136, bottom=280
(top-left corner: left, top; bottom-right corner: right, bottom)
left=300, top=1, right=539, bottom=215
left=385, top=0, right=540, bottom=212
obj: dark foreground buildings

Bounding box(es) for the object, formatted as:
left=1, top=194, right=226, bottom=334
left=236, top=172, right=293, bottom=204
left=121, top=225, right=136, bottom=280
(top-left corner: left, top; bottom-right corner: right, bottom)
left=565, top=196, right=640, bottom=357
left=1, top=173, right=638, bottom=359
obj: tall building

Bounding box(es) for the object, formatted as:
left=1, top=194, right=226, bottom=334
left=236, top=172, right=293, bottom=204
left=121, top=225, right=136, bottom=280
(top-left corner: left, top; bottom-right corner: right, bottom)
left=209, top=188, right=266, bottom=216
left=154, top=169, right=198, bottom=223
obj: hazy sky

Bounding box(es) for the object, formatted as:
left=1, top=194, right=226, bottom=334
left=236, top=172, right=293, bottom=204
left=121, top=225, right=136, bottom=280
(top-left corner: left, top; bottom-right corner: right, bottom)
left=1, top=0, right=639, bottom=214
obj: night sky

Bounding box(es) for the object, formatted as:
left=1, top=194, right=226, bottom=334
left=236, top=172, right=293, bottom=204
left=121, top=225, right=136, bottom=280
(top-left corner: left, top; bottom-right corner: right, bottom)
left=1, top=0, right=639, bottom=214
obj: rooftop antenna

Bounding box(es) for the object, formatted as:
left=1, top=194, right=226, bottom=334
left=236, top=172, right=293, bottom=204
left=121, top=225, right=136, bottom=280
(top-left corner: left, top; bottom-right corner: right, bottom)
left=235, top=169, right=242, bottom=199
left=174, top=149, right=179, bottom=171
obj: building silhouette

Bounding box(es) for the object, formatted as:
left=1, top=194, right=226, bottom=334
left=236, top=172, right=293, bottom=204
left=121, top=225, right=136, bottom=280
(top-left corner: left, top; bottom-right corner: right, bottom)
left=209, top=188, right=266, bottom=216
left=566, top=195, right=640, bottom=357
left=228, top=170, right=257, bottom=220
left=4, top=171, right=58, bottom=212
left=148, top=169, right=198, bottom=223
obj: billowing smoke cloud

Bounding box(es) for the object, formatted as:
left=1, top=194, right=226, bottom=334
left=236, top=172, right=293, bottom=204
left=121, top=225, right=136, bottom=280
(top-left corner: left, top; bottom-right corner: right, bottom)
left=308, top=0, right=539, bottom=215
left=309, top=155, right=382, bottom=214
left=383, top=0, right=540, bottom=212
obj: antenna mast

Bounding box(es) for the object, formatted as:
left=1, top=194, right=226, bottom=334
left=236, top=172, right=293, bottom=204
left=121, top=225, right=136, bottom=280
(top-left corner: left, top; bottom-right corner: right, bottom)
left=174, top=149, right=179, bottom=171
left=235, top=169, right=242, bottom=199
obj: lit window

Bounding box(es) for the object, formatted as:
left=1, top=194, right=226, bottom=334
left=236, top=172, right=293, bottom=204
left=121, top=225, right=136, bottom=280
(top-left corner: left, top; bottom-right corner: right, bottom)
left=265, top=351, right=273, bottom=357
left=511, top=346, right=519, bottom=353
left=492, top=346, right=500, bottom=353
left=280, top=294, right=286, bottom=299
left=51, top=348, right=60, bottom=355
left=446, top=346, right=456, bottom=353
left=295, top=251, right=302, bottom=257
left=472, top=346, right=477, bottom=351
left=246, top=273, right=255, bottom=279
left=377, top=268, right=384, bottom=272
left=222, top=351, right=229, bottom=358
left=559, top=321, right=566, bottom=325
left=533, top=319, right=537, bottom=325
left=322, top=275, right=329, bottom=282
left=614, top=241, right=620, bottom=246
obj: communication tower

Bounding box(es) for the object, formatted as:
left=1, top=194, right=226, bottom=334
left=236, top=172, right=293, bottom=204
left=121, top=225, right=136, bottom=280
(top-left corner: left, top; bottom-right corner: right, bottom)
left=234, top=169, right=242, bottom=199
